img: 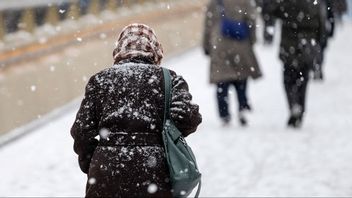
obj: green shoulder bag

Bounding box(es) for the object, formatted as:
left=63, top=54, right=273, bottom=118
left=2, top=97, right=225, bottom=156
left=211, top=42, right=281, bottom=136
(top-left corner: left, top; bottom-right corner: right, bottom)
left=162, top=68, right=201, bottom=198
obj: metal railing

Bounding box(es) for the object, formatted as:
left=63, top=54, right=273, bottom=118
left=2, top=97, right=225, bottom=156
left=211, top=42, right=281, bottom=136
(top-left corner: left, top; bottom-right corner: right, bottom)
left=0, top=0, right=159, bottom=40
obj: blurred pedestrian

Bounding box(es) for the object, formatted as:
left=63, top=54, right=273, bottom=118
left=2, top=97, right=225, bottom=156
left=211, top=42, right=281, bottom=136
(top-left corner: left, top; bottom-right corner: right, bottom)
left=326, top=0, right=336, bottom=38
left=71, top=23, right=202, bottom=197
left=265, top=0, right=326, bottom=128
left=203, top=0, right=262, bottom=126
left=313, top=0, right=335, bottom=80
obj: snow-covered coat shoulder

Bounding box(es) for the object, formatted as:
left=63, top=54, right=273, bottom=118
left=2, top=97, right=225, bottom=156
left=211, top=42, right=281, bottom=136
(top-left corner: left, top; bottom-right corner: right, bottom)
left=70, top=62, right=201, bottom=197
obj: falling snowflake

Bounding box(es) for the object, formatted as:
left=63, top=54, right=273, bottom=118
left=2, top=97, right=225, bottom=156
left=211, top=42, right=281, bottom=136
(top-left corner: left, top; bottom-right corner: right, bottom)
left=30, top=85, right=36, bottom=92
left=50, top=66, right=55, bottom=72
left=100, top=33, right=107, bottom=39
left=88, top=177, right=96, bottom=185
left=147, top=183, right=158, bottom=194
left=99, top=128, right=110, bottom=140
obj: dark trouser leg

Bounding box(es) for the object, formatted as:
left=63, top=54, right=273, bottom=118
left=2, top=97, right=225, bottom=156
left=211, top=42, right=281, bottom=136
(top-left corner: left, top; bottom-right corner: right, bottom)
left=233, top=79, right=248, bottom=111
left=217, top=82, right=231, bottom=119
left=234, top=79, right=249, bottom=126
left=312, top=45, right=325, bottom=80
left=297, top=69, right=309, bottom=115
left=283, top=65, right=309, bottom=118
left=263, top=19, right=275, bottom=44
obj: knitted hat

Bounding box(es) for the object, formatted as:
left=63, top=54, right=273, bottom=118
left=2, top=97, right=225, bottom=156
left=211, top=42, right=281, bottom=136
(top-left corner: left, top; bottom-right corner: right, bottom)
left=113, top=23, right=164, bottom=65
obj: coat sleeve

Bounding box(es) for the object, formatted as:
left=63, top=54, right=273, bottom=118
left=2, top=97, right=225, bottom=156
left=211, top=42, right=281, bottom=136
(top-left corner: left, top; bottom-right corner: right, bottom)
left=263, top=0, right=281, bottom=19
left=203, top=1, right=217, bottom=55
left=326, top=0, right=335, bottom=37
left=169, top=71, right=202, bottom=137
left=318, top=0, right=328, bottom=48
left=71, top=76, right=100, bottom=174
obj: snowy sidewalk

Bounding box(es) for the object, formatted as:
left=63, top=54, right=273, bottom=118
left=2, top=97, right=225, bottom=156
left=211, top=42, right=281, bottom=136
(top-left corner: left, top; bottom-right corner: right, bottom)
left=1, top=23, right=352, bottom=197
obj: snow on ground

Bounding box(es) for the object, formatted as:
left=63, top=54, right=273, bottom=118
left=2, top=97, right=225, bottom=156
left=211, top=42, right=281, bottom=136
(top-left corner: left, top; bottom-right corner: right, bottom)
left=1, top=22, right=352, bottom=197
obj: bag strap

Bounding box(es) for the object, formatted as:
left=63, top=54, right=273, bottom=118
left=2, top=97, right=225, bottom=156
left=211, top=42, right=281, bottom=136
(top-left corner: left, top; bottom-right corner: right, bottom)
left=217, top=0, right=226, bottom=17
left=194, top=180, right=201, bottom=198
left=162, top=68, right=172, bottom=125
left=162, top=68, right=183, bottom=142
left=162, top=68, right=202, bottom=198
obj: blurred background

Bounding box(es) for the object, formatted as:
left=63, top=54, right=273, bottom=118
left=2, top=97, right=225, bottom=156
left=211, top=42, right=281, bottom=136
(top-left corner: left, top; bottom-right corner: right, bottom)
left=0, top=0, right=352, bottom=197
left=0, top=0, right=205, bottom=135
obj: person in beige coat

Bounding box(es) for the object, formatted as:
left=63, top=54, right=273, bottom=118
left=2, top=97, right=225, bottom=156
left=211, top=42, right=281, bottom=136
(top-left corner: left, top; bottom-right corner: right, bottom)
left=203, top=0, right=262, bottom=126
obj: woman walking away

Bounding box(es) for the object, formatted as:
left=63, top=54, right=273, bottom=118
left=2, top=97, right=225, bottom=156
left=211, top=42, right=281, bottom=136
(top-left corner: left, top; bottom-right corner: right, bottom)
left=71, top=23, right=202, bottom=198
left=203, top=0, right=262, bottom=126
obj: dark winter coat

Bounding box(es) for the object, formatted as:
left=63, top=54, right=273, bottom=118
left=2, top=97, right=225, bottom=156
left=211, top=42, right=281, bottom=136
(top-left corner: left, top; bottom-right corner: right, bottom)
left=71, top=60, right=202, bottom=197
left=203, top=0, right=262, bottom=83
left=266, top=0, right=325, bottom=67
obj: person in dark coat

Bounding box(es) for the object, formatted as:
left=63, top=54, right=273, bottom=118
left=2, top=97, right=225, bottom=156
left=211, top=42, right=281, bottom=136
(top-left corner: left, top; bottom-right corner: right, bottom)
left=325, top=0, right=336, bottom=38
left=203, top=0, right=262, bottom=126
left=71, top=23, right=202, bottom=198
left=313, top=0, right=335, bottom=80
left=265, top=0, right=325, bottom=128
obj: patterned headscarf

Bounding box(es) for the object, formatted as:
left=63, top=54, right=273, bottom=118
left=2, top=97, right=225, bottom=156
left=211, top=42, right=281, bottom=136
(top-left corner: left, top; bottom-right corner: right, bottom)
left=113, top=23, right=164, bottom=65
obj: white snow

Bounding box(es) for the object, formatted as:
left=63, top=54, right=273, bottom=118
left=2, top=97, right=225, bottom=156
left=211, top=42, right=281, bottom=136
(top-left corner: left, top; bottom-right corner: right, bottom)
left=1, top=22, right=352, bottom=197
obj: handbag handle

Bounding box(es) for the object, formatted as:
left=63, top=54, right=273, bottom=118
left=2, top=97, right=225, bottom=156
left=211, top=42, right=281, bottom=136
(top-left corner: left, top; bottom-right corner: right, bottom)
left=162, top=68, right=202, bottom=198
left=217, top=0, right=226, bottom=18
left=162, top=68, right=172, bottom=125
left=162, top=68, right=184, bottom=143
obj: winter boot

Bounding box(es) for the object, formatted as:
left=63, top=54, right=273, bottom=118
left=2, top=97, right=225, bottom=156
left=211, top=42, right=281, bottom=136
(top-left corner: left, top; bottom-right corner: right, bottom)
left=242, top=104, right=252, bottom=112
left=221, top=116, right=231, bottom=127
left=288, top=104, right=304, bottom=128
left=313, top=70, right=324, bottom=81
left=287, top=115, right=303, bottom=129
left=238, top=110, right=248, bottom=127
